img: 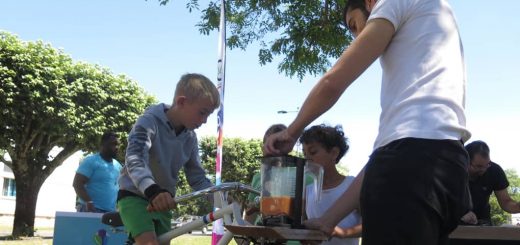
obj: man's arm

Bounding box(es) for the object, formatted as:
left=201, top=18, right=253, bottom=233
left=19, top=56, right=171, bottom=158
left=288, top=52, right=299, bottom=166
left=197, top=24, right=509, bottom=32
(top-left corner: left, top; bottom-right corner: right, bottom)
left=265, top=18, right=395, bottom=155
left=72, top=173, right=95, bottom=212
left=303, top=19, right=395, bottom=234
left=288, top=18, right=394, bottom=135
left=495, top=189, right=520, bottom=213
left=304, top=168, right=365, bottom=235
left=333, top=223, right=362, bottom=238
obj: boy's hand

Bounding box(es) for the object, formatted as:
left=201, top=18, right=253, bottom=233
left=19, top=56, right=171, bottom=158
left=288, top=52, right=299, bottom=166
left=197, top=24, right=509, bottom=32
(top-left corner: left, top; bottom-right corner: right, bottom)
left=147, top=192, right=177, bottom=212
left=144, top=184, right=176, bottom=212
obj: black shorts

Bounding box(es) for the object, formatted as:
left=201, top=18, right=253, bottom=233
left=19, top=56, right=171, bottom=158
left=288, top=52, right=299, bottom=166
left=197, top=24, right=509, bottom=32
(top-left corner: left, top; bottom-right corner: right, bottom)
left=360, top=138, right=470, bottom=245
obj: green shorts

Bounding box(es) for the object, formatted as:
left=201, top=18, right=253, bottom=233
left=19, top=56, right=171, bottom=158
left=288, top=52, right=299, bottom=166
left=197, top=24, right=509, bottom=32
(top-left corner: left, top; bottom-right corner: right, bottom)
left=117, top=196, right=173, bottom=239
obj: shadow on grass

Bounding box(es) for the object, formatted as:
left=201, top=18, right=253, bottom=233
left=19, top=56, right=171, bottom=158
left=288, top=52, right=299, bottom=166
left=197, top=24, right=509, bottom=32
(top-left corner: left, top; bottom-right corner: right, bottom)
left=0, top=235, right=15, bottom=240
left=0, top=235, right=53, bottom=240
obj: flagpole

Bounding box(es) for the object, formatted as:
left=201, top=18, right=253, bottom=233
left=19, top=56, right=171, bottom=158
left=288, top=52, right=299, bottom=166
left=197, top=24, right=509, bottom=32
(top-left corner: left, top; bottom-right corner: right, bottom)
left=212, top=0, right=226, bottom=244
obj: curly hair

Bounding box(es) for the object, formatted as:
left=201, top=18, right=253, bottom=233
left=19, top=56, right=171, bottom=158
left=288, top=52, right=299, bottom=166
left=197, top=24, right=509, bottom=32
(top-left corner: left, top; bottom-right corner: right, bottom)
left=299, top=124, right=349, bottom=164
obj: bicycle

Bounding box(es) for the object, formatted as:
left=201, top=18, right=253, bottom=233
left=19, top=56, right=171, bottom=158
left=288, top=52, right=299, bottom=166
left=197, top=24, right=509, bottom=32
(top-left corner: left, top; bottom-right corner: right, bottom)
left=102, top=182, right=327, bottom=244
left=102, top=182, right=260, bottom=245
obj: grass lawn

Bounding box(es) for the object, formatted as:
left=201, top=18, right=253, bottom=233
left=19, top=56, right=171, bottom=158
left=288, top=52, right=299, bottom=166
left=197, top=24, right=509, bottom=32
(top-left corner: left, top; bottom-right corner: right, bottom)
left=0, top=234, right=239, bottom=245
left=0, top=225, right=240, bottom=245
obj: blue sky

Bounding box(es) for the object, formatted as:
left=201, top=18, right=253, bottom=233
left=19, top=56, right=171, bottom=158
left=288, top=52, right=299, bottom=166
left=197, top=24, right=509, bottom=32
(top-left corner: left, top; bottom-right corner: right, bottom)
left=2, top=0, right=519, bottom=175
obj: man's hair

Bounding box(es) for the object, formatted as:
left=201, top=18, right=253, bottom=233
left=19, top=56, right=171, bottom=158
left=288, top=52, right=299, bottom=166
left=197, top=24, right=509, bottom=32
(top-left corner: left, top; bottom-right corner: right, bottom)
left=465, top=140, right=490, bottom=161
left=299, top=124, right=349, bottom=164
left=101, top=132, right=117, bottom=144
left=263, top=124, right=287, bottom=143
left=173, top=73, right=220, bottom=109
left=343, top=0, right=370, bottom=27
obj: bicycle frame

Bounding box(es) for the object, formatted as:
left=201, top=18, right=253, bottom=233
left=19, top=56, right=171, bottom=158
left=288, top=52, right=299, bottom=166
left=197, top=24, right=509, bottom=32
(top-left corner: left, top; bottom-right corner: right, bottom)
left=157, top=182, right=259, bottom=244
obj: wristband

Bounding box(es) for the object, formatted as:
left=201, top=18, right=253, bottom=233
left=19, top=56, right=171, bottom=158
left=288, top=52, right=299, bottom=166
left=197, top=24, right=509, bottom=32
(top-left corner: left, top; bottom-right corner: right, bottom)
left=144, top=184, right=172, bottom=201
left=87, top=201, right=94, bottom=204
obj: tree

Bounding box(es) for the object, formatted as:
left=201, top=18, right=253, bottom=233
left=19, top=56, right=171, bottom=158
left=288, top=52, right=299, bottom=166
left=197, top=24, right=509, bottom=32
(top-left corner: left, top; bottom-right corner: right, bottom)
left=174, top=136, right=263, bottom=217
left=157, top=0, right=352, bottom=80
left=336, top=162, right=349, bottom=176
left=490, top=169, right=520, bottom=225
left=0, top=32, right=156, bottom=237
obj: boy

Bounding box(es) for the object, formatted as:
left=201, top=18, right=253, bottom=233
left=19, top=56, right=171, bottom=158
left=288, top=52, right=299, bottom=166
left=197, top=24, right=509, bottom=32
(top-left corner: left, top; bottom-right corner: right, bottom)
left=264, top=0, right=470, bottom=244
left=300, top=124, right=361, bottom=245
left=118, top=73, right=220, bottom=245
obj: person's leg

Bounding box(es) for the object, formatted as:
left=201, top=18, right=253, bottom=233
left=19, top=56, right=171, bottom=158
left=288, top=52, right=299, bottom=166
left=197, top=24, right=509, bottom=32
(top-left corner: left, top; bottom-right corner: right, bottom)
left=360, top=138, right=468, bottom=245
left=134, top=232, right=159, bottom=245
left=118, top=196, right=160, bottom=245
left=153, top=209, right=173, bottom=238
left=428, top=139, right=470, bottom=243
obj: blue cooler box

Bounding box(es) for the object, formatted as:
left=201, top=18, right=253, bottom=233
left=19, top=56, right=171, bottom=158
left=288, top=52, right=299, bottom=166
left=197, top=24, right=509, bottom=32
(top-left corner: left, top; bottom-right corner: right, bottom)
left=53, top=211, right=128, bottom=245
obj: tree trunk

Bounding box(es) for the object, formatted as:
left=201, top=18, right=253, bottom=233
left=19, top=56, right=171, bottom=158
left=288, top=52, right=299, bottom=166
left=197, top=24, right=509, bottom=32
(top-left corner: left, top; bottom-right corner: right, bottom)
left=9, top=143, right=78, bottom=238
left=11, top=159, right=47, bottom=238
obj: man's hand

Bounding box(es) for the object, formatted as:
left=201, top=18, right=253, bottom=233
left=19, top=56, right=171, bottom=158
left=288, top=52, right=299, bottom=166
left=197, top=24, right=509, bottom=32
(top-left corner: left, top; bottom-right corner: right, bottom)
left=147, top=192, right=176, bottom=212
left=332, top=224, right=362, bottom=238
left=460, top=211, right=478, bottom=225
left=85, top=202, right=95, bottom=212
left=262, top=130, right=298, bottom=156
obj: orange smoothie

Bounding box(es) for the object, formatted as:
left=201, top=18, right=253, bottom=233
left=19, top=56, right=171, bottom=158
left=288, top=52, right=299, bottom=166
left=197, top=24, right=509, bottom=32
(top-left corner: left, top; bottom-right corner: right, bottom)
left=261, top=196, right=293, bottom=216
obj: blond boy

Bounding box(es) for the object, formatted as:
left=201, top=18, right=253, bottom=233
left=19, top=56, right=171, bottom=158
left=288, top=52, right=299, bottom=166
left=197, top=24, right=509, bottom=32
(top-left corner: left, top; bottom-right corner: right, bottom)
left=118, top=73, right=220, bottom=245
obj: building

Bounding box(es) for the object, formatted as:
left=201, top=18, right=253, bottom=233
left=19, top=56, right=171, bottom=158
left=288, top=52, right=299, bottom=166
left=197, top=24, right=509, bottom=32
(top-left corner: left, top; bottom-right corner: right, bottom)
left=0, top=151, right=82, bottom=229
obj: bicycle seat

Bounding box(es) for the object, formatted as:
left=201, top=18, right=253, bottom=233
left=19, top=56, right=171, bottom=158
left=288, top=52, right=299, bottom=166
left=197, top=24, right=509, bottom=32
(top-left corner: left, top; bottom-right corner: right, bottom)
left=102, top=211, right=124, bottom=227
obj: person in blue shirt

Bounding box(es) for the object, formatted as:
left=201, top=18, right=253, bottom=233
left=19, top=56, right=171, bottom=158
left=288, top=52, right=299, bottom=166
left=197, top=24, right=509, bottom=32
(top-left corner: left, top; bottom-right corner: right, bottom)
left=73, top=132, right=122, bottom=213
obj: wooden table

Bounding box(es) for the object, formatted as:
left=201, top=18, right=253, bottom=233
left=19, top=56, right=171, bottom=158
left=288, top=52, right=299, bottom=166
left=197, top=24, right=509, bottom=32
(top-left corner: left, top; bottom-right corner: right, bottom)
left=449, top=225, right=520, bottom=245
left=226, top=224, right=520, bottom=244
left=225, top=225, right=328, bottom=242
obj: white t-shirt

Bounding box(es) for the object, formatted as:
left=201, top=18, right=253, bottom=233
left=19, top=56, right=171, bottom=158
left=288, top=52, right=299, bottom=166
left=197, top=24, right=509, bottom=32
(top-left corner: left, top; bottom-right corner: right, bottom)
left=369, top=0, right=471, bottom=149
left=306, top=176, right=361, bottom=245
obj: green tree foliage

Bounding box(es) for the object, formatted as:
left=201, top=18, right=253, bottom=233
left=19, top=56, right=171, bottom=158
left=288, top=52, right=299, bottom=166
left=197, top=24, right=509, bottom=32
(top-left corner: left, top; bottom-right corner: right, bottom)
left=490, top=169, right=520, bottom=225
left=156, top=0, right=352, bottom=80
left=0, top=32, right=156, bottom=237
left=336, top=162, right=349, bottom=176
left=174, top=136, right=263, bottom=217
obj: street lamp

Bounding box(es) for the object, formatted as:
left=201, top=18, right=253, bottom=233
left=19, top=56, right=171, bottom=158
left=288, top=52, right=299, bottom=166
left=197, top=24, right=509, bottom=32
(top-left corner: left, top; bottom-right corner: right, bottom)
left=277, top=108, right=299, bottom=114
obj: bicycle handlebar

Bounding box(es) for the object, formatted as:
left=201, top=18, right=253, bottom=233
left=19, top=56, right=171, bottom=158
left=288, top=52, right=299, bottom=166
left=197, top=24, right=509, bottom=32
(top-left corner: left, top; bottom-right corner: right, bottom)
left=174, top=182, right=260, bottom=203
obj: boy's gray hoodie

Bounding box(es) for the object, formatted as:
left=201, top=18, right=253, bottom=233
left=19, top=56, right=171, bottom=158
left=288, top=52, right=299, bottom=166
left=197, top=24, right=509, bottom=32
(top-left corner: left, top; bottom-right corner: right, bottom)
left=119, top=103, right=213, bottom=198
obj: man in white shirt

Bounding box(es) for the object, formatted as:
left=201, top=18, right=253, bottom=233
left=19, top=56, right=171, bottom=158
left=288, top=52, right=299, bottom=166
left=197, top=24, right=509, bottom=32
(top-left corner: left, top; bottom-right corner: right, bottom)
left=264, top=0, right=471, bottom=244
